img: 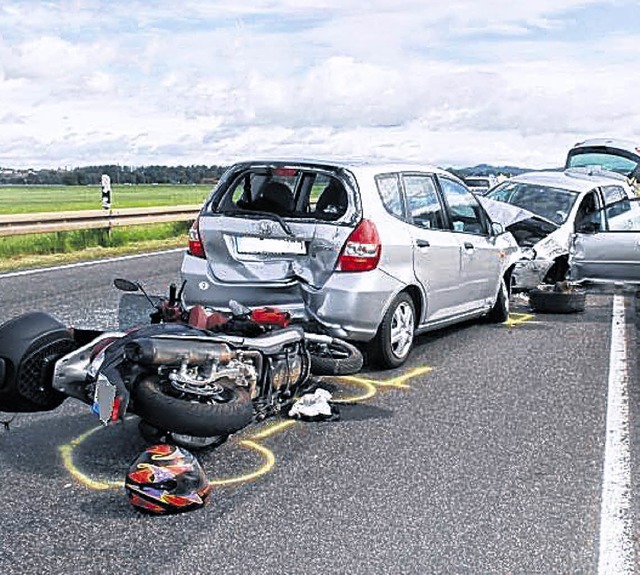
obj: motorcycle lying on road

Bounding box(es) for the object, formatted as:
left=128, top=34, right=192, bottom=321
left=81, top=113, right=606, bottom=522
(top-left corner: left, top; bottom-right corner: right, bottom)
left=0, top=279, right=363, bottom=448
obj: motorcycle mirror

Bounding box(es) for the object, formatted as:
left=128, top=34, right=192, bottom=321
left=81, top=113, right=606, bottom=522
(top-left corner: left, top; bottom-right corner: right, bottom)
left=113, top=278, right=140, bottom=292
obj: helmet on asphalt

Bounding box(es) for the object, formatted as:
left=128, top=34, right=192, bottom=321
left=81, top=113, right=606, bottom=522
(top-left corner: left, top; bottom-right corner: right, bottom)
left=125, top=444, right=211, bottom=514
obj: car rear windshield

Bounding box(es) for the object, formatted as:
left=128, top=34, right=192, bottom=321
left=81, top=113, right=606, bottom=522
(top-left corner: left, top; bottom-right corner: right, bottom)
left=486, top=181, right=578, bottom=224
left=212, top=167, right=350, bottom=221
left=566, top=150, right=639, bottom=177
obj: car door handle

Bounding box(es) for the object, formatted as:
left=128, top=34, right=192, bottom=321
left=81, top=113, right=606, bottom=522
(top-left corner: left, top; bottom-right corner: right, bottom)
left=416, top=239, right=430, bottom=248
left=464, top=242, right=474, bottom=250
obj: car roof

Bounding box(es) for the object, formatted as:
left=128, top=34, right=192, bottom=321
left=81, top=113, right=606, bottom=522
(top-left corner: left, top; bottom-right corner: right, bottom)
left=228, top=159, right=457, bottom=181
left=570, top=138, right=640, bottom=156
left=507, top=169, right=630, bottom=193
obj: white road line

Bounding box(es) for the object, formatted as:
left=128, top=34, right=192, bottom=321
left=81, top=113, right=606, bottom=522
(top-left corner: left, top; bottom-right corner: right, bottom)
left=598, top=294, right=634, bottom=575
left=0, top=248, right=184, bottom=279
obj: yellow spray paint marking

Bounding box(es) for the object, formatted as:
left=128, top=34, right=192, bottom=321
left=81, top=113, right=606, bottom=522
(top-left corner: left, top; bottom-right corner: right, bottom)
left=59, top=423, right=290, bottom=491
left=249, top=419, right=297, bottom=440
left=209, top=440, right=276, bottom=487
left=58, top=366, right=433, bottom=491
left=332, top=366, right=432, bottom=403
left=59, top=426, right=121, bottom=491
left=506, top=312, right=535, bottom=327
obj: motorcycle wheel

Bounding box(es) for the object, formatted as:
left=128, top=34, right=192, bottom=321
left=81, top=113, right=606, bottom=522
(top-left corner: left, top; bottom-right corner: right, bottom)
left=0, top=312, right=76, bottom=413
left=133, top=376, right=253, bottom=437
left=307, top=338, right=363, bottom=376
left=138, top=420, right=228, bottom=451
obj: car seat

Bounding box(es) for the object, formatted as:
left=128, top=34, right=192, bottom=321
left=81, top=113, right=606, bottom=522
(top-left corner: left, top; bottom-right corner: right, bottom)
left=314, top=181, right=348, bottom=219
left=251, top=181, right=294, bottom=215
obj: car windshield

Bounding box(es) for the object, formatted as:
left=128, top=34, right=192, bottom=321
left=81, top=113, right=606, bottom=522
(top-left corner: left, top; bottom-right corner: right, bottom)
left=486, top=181, right=578, bottom=224
left=465, top=178, right=490, bottom=187
left=567, top=150, right=639, bottom=176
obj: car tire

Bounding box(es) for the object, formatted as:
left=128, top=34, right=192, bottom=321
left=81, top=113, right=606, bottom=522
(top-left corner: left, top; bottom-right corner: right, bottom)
left=307, top=337, right=364, bottom=375
left=372, top=292, right=416, bottom=369
left=486, top=277, right=510, bottom=323
left=529, top=285, right=586, bottom=314
left=0, top=312, right=76, bottom=413
left=133, top=376, right=253, bottom=437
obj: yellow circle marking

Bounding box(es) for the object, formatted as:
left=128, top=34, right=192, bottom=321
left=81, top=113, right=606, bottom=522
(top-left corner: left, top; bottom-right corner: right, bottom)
left=209, top=440, right=275, bottom=487
left=59, top=425, right=122, bottom=490
left=60, top=425, right=282, bottom=491
left=58, top=366, right=433, bottom=491
left=332, top=365, right=432, bottom=402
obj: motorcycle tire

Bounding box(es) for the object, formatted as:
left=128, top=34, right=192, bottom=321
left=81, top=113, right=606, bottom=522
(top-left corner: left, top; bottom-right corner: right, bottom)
left=307, top=338, right=364, bottom=376
left=132, top=376, right=253, bottom=437
left=138, top=419, right=228, bottom=451
left=0, top=312, right=76, bottom=413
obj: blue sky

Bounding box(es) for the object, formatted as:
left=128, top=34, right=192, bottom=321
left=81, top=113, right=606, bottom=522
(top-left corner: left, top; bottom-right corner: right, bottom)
left=0, top=0, right=639, bottom=169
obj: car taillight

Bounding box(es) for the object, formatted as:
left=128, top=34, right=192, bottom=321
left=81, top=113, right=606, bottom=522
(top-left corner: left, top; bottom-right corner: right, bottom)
left=338, top=219, right=381, bottom=272
left=188, top=218, right=206, bottom=258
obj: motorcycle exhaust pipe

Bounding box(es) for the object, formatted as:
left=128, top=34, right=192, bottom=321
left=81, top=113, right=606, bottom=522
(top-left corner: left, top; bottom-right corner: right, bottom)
left=124, top=337, right=235, bottom=365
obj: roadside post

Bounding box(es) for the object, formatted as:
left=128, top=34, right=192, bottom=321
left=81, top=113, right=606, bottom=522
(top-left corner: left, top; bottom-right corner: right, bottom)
left=101, top=174, right=112, bottom=241
left=101, top=174, right=112, bottom=210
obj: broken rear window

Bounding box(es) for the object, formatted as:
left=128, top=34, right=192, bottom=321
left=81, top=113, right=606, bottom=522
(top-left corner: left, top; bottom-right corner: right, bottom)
left=216, top=168, right=349, bottom=221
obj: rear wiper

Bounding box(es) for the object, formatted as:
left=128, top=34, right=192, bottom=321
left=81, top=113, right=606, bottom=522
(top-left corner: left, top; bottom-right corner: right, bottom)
left=219, top=209, right=293, bottom=236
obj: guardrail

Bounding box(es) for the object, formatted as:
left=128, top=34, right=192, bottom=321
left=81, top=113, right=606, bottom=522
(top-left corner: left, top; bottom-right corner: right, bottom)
left=0, top=205, right=202, bottom=236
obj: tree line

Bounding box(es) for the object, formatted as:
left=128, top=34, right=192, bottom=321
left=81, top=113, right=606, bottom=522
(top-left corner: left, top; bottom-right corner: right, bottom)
left=0, top=165, right=228, bottom=186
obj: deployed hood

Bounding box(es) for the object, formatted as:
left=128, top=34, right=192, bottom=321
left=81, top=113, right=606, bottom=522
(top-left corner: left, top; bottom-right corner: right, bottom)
left=478, top=196, right=559, bottom=248
left=478, top=196, right=538, bottom=228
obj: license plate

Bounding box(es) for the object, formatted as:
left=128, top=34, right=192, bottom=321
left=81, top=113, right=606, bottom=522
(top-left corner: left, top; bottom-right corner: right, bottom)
left=236, top=237, right=307, bottom=255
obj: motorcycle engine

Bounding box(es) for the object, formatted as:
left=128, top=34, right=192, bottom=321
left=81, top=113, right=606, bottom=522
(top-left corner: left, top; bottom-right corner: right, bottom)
left=163, top=355, right=259, bottom=398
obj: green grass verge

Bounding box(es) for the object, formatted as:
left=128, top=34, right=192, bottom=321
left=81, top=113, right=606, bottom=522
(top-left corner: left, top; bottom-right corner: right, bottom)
left=0, top=223, right=190, bottom=273
left=0, top=235, right=188, bottom=273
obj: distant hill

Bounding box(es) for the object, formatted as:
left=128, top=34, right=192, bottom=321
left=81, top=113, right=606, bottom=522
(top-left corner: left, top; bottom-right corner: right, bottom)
left=447, top=163, right=563, bottom=179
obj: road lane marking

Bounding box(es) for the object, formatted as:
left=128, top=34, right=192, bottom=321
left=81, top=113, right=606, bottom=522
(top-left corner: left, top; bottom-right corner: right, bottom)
left=0, top=248, right=183, bottom=279
left=598, top=294, right=634, bottom=574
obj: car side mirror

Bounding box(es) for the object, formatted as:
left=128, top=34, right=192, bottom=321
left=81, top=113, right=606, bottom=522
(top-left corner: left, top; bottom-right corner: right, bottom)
left=491, top=222, right=504, bottom=236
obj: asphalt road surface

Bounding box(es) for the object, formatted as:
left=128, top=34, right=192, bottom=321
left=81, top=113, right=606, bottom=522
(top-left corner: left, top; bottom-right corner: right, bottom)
left=0, top=251, right=638, bottom=574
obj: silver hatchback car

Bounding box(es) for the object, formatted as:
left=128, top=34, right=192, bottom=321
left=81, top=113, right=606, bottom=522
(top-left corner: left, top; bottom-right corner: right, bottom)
left=180, top=160, right=519, bottom=368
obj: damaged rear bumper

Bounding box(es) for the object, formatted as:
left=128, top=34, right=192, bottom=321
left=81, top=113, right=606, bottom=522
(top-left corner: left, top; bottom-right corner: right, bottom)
left=181, top=254, right=404, bottom=341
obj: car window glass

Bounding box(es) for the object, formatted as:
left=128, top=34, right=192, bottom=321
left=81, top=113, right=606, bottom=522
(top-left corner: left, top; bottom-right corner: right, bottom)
left=402, top=174, right=446, bottom=230
left=575, top=191, right=603, bottom=231
left=602, top=185, right=626, bottom=206
left=439, top=177, right=487, bottom=235
left=216, top=169, right=347, bottom=220
left=376, top=174, right=404, bottom=219
left=568, top=151, right=638, bottom=176
left=599, top=186, right=631, bottom=226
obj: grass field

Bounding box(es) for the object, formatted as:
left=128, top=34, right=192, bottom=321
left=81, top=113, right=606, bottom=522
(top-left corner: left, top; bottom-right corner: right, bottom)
left=0, top=184, right=212, bottom=214
left=0, top=184, right=210, bottom=270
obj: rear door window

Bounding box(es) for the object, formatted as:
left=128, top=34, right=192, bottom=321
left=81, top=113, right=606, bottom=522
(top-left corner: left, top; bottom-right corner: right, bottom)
left=602, top=185, right=631, bottom=222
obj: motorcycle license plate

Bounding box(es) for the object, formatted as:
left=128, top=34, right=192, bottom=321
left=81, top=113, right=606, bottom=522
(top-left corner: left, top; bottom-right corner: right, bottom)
left=236, top=237, right=306, bottom=255
left=93, top=375, right=117, bottom=425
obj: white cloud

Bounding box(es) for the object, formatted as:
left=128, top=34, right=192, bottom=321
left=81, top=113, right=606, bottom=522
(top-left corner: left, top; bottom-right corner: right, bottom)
left=0, top=0, right=638, bottom=169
